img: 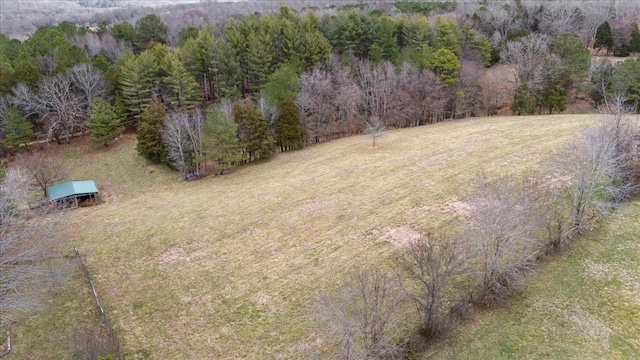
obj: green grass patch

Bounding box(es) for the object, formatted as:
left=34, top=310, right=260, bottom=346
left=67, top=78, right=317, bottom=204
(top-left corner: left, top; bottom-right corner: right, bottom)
left=9, top=257, right=105, bottom=359
left=427, top=200, right=640, bottom=359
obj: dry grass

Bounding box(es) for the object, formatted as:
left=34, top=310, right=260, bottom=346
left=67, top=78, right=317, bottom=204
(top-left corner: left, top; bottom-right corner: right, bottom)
left=11, top=114, right=597, bottom=359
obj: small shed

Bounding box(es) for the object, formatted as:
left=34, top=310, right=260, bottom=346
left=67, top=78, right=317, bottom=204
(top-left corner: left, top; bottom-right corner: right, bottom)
left=48, top=180, right=99, bottom=207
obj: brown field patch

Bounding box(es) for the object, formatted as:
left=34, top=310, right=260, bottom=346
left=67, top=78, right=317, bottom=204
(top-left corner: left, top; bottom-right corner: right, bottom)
left=11, top=114, right=600, bottom=359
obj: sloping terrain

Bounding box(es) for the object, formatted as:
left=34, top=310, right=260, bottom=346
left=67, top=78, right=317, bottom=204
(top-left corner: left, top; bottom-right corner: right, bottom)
left=12, top=115, right=599, bottom=358
left=428, top=199, right=640, bottom=359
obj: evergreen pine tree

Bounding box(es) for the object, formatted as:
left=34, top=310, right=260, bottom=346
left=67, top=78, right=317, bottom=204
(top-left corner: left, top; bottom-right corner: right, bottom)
left=165, top=54, right=202, bottom=110
left=0, top=59, right=14, bottom=94
left=13, top=57, right=42, bottom=90
left=88, top=97, right=123, bottom=147
left=233, top=100, right=275, bottom=161
left=118, top=51, right=158, bottom=121
left=134, top=14, right=168, bottom=52
left=136, top=102, right=167, bottom=163
left=594, top=21, right=614, bottom=54
left=630, top=22, right=640, bottom=53
left=275, top=97, right=304, bottom=151
left=246, top=32, right=273, bottom=93
left=202, top=105, right=243, bottom=174
left=214, top=40, right=242, bottom=99
left=425, top=48, right=460, bottom=87
left=262, top=63, right=300, bottom=106
left=111, top=22, right=136, bottom=45
left=2, top=107, right=34, bottom=149
left=181, top=26, right=217, bottom=101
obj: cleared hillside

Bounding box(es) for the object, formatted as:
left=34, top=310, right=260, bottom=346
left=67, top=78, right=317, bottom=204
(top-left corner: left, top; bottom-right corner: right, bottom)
left=13, top=115, right=597, bottom=359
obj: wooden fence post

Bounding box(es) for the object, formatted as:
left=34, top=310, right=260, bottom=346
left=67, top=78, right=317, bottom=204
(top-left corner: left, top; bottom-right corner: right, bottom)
left=74, top=248, right=124, bottom=360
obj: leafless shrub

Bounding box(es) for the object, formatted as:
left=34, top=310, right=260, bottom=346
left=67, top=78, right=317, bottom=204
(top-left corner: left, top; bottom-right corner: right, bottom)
left=465, top=173, right=549, bottom=306
left=542, top=199, right=571, bottom=252
left=561, top=95, right=639, bottom=234
left=599, top=96, right=640, bottom=201
left=393, top=234, right=469, bottom=338
left=312, top=267, right=406, bottom=360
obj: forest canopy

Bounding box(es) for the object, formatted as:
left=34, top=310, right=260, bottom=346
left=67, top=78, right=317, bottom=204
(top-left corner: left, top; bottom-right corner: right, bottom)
left=1, top=0, right=640, bottom=175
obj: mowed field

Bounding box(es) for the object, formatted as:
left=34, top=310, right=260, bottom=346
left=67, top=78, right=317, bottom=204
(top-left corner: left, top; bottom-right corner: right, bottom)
left=11, top=114, right=607, bottom=359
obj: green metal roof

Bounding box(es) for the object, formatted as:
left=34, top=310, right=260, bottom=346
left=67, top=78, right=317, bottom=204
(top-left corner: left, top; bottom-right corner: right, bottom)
left=48, top=180, right=99, bottom=201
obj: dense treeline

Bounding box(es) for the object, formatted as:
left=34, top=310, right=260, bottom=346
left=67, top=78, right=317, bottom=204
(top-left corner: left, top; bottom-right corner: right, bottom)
left=1, top=1, right=640, bottom=177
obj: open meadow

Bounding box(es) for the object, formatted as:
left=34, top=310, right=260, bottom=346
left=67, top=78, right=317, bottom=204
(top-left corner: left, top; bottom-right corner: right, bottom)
left=11, top=114, right=607, bottom=359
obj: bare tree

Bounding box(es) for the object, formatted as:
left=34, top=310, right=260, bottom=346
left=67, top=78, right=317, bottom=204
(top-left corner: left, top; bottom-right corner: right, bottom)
left=69, top=64, right=108, bottom=107
left=298, top=58, right=365, bottom=144
left=10, top=84, right=40, bottom=118
left=36, top=55, right=56, bottom=78
left=70, top=32, right=103, bottom=59
left=465, top=173, right=549, bottom=305
left=184, top=107, right=204, bottom=174
left=537, top=3, right=584, bottom=38
left=257, top=93, right=279, bottom=130
left=364, top=116, right=385, bottom=148
left=162, top=108, right=204, bottom=177
left=501, top=33, right=551, bottom=93
left=98, top=33, right=128, bottom=62
left=298, top=67, right=334, bottom=143
left=413, top=70, right=448, bottom=125
left=163, top=110, right=192, bottom=177
left=393, top=234, right=469, bottom=338
left=386, top=62, right=448, bottom=127
left=456, top=61, right=486, bottom=118
left=39, top=74, right=87, bottom=144
left=332, top=62, right=364, bottom=137
left=0, top=96, right=10, bottom=141
left=313, top=267, right=406, bottom=360
left=13, top=75, right=88, bottom=144
left=18, top=153, right=63, bottom=198
left=219, top=98, right=234, bottom=119
left=356, top=60, right=395, bottom=123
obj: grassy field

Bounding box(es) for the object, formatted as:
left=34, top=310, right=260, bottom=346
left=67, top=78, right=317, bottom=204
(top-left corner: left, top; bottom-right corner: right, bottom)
left=427, top=199, right=640, bottom=359
left=11, top=115, right=602, bottom=359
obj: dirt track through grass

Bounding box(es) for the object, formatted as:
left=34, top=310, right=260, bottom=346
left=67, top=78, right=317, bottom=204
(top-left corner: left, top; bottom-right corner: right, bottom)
left=15, top=115, right=597, bottom=359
